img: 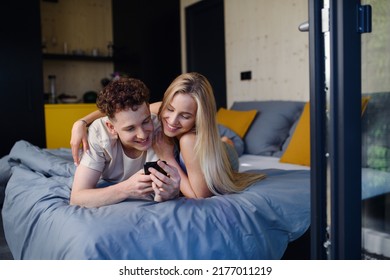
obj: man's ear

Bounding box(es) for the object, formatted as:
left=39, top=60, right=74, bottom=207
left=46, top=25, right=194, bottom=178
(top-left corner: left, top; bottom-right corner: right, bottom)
left=105, top=120, right=117, bottom=135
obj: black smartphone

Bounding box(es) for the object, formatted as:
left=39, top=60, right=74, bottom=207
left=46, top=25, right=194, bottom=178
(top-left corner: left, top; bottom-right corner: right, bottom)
left=144, top=161, right=167, bottom=176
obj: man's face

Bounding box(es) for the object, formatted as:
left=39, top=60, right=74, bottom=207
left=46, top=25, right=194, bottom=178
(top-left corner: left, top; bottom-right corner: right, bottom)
left=107, top=102, right=154, bottom=157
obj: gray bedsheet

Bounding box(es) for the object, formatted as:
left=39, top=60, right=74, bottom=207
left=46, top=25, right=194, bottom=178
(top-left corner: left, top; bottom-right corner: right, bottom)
left=1, top=140, right=310, bottom=260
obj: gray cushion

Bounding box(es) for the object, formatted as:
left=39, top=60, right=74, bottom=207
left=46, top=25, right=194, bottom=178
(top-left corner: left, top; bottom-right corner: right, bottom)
left=231, top=101, right=305, bottom=156
left=274, top=116, right=301, bottom=157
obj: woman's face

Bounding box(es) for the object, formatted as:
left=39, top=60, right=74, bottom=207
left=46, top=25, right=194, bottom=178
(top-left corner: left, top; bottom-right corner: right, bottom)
left=161, top=93, right=197, bottom=138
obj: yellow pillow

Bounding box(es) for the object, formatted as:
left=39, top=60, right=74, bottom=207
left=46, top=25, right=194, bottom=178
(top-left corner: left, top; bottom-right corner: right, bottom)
left=280, top=97, right=371, bottom=166
left=216, top=108, right=257, bottom=138
left=280, top=102, right=311, bottom=166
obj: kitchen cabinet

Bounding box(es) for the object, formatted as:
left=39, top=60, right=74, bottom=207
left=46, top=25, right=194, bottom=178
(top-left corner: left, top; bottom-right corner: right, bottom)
left=44, top=104, right=97, bottom=149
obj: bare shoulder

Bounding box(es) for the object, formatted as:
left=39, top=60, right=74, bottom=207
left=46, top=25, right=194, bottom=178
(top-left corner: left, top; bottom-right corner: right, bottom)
left=179, top=133, right=197, bottom=160
left=179, top=132, right=196, bottom=146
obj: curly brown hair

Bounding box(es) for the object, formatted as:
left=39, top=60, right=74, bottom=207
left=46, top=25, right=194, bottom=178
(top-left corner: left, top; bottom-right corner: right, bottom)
left=96, top=77, right=150, bottom=119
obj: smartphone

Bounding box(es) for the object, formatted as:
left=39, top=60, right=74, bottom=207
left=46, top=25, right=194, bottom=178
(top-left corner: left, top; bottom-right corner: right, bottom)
left=144, top=161, right=167, bottom=176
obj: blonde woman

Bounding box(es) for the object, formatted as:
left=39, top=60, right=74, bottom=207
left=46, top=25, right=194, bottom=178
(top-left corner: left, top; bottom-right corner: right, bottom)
left=150, top=72, right=266, bottom=197
left=71, top=72, right=265, bottom=198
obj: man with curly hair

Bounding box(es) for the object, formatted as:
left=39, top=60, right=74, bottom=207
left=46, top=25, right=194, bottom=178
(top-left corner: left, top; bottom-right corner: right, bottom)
left=70, top=77, right=180, bottom=208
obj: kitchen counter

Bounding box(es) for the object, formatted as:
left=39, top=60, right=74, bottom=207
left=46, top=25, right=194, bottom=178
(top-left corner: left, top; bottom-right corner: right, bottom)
left=45, top=103, right=98, bottom=149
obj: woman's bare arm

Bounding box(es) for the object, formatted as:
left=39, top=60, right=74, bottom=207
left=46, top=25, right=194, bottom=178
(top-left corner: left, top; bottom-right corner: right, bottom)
left=70, top=110, right=104, bottom=165
left=178, top=133, right=213, bottom=198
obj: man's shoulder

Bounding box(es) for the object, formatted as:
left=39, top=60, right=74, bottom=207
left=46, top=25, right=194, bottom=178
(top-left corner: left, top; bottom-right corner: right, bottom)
left=88, top=117, right=116, bottom=147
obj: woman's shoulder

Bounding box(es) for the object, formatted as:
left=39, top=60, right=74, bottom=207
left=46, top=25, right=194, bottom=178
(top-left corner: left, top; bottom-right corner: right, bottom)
left=179, top=132, right=197, bottom=157
left=179, top=131, right=196, bottom=144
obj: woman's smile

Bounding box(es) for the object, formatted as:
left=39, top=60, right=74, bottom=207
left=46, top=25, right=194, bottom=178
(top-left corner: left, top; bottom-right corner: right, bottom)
left=164, top=120, right=181, bottom=132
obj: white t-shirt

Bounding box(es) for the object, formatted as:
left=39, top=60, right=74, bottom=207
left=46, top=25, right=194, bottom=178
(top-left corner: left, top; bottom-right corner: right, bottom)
left=80, top=114, right=159, bottom=183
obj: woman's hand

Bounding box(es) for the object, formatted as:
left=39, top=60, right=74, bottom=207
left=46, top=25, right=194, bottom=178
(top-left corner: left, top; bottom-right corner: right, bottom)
left=70, top=120, right=89, bottom=166
left=70, top=110, right=105, bottom=165
left=148, top=160, right=181, bottom=202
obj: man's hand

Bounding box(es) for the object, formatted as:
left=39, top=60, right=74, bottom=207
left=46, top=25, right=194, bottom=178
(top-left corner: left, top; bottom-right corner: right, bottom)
left=123, top=170, right=156, bottom=198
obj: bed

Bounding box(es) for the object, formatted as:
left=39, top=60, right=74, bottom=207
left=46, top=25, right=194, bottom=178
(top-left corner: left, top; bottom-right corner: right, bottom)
left=0, top=101, right=322, bottom=260
left=0, top=139, right=310, bottom=260
left=3, top=96, right=389, bottom=260
left=0, top=99, right=314, bottom=260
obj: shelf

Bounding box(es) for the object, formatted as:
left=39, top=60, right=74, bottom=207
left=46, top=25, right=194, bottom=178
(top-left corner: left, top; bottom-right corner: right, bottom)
left=43, top=53, right=113, bottom=62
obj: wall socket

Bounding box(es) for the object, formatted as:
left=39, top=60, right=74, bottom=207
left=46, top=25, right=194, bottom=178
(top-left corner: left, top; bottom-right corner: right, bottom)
left=240, top=71, right=252, bottom=80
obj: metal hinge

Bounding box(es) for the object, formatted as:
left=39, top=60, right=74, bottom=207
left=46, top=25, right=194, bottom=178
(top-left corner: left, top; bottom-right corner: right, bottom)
left=357, top=4, right=372, bottom=33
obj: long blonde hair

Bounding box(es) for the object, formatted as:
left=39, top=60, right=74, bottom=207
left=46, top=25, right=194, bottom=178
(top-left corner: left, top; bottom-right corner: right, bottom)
left=159, top=72, right=265, bottom=195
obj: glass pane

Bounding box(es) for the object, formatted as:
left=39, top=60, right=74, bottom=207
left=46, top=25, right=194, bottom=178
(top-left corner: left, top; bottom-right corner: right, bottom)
left=361, top=0, right=390, bottom=260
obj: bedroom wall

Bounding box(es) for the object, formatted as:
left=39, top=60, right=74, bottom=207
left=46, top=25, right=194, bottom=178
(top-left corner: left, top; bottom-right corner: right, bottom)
left=180, top=0, right=310, bottom=107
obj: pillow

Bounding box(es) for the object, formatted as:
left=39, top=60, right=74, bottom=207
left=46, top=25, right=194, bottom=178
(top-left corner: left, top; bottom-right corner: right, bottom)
left=273, top=117, right=301, bottom=157
left=281, top=97, right=372, bottom=166
left=218, top=124, right=244, bottom=156
left=231, top=101, right=305, bottom=155
left=216, top=108, right=257, bottom=138
left=279, top=102, right=311, bottom=166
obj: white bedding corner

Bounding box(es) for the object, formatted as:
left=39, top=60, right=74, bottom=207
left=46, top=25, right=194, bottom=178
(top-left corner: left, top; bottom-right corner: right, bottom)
left=239, top=154, right=310, bottom=172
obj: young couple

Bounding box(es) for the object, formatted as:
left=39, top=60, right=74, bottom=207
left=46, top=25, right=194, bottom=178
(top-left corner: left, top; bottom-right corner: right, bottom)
left=70, top=72, right=265, bottom=208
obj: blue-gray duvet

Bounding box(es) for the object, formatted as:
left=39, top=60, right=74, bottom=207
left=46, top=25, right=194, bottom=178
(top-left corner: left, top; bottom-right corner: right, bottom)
left=1, top=140, right=310, bottom=260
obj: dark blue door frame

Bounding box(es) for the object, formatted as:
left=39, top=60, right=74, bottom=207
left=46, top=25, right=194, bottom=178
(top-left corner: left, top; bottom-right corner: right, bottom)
left=309, top=0, right=327, bottom=260
left=309, top=0, right=363, bottom=259
left=329, top=0, right=362, bottom=260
